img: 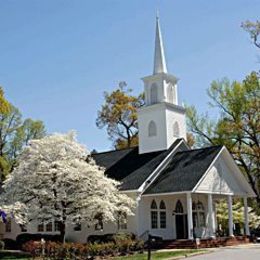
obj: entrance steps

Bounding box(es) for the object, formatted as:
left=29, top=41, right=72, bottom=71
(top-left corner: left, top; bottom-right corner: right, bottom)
left=155, top=236, right=250, bottom=249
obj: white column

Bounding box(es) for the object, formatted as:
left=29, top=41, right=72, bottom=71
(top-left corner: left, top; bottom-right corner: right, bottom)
left=228, top=195, right=234, bottom=237
left=208, top=194, right=216, bottom=238
left=186, top=193, right=193, bottom=239
left=243, top=196, right=250, bottom=236
left=136, top=195, right=142, bottom=237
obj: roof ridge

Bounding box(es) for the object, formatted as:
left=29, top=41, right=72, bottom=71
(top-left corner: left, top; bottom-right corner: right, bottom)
left=92, top=146, right=137, bottom=155
left=177, top=145, right=223, bottom=153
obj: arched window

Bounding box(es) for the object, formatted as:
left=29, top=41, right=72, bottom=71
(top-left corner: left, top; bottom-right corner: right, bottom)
left=151, top=200, right=158, bottom=229
left=148, top=121, right=157, bottom=137
left=173, top=122, right=180, bottom=137
left=150, top=83, right=158, bottom=104
left=159, top=201, right=166, bottom=228
left=192, top=201, right=205, bottom=228
left=159, top=200, right=166, bottom=210
left=151, top=200, right=157, bottom=209
left=167, top=84, right=174, bottom=103
left=175, top=200, right=184, bottom=214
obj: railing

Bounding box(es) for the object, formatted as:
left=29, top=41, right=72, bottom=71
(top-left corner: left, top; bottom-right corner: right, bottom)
left=139, top=230, right=149, bottom=242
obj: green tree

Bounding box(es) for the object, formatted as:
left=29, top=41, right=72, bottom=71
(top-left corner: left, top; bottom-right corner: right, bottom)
left=0, top=87, right=10, bottom=115
left=0, top=88, right=46, bottom=183
left=186, top=72, right=260, bottom=207
left=242, top=20, right=260, bottom=49
left=96, top=82, right=144, bottom=149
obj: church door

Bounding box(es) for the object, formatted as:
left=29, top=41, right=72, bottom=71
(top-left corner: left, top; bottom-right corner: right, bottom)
left=175, top=200, right=188, bottom=239
left=176, top=215, right=188, bottom=239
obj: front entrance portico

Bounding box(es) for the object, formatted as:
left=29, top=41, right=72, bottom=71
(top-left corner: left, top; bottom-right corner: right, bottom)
left=139, top=191, right=251, bottom=241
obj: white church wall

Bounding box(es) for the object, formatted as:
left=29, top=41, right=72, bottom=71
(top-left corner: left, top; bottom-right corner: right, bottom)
left=165, top=106, right=186, bottom=144
left=138, top=104, right=168, bottom=154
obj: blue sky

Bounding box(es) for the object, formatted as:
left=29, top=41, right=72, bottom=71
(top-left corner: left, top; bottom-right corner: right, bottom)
left=0, top=0, right=259, bottom=151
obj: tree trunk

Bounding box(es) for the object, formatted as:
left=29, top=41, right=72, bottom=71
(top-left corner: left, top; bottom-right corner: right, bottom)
left=59, top=222, right=66, bottom=243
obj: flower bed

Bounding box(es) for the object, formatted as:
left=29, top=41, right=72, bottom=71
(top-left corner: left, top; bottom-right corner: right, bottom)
left=22, top=234, right=144, bottom=259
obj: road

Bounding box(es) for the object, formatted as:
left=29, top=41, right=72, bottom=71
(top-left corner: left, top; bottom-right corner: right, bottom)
left=186, top=244, right=260, bottom=260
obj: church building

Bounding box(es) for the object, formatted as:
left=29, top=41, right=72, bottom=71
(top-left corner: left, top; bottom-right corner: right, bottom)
left=0, top=16, right=255, bottom=243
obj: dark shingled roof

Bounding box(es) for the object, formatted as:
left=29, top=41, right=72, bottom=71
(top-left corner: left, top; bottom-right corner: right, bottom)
left=92, top=139, right=184, bottom=190
left=143, top=145, right=223, bottom=194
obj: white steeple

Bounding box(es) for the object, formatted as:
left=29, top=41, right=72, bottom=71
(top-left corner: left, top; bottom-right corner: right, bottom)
left=153, top=14, right=167, bottom=74
left=138, top=15, right=187, bottom=154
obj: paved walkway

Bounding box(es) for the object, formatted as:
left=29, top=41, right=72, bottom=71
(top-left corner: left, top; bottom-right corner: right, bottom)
left=185, top=244, right=260, bottom=260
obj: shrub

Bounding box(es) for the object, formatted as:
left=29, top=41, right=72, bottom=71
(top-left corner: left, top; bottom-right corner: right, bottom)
left=16, top=233, right=62, bottom=249
left=22, top=236, right=144, bottom=259
left=2, top=239, right=18, bottom=250
left=0, top=240, right=5, bottom=250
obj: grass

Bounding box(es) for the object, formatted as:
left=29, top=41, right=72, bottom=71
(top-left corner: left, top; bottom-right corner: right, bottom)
left=113, top=249, right=208, bottom=260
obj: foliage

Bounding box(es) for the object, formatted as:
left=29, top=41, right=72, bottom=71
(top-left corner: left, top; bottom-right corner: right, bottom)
left=216, top=199, right=260, bottom=233
left=2, top=238, right=18, bottom=250
left=87, top=232, right=135, bottom=244
left=186, top=72, right=260, bottom=207
left=242, top=20, right=260, bottom=49
left=96, top=82, right=144, bottom=149
left=0, top=88, right=45, bottom=184
left=0, top=87, right=10, bottom=115
left=22, top=236, right=144, bottom=259
left=16, top=233, right=62, bottom=249
left=1, top=132, right=135, bottom=242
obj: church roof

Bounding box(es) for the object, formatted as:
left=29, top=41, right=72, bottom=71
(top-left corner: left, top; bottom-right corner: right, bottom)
left=92, top=139, right=184, bottom=191
left=143, top=145, right=223, bottom=194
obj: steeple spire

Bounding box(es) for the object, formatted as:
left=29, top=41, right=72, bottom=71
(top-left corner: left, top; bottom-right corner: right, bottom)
left=153, top=14, right=167, bottom=74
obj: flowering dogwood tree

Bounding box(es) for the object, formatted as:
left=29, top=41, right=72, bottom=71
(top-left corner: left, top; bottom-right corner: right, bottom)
left=1, top=132, right=135, bottom=241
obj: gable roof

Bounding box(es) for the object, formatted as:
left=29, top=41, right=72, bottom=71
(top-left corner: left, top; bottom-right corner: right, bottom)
left=92, top=139, right=184, bottom=191
left=143, top=145, right=223, bottom=195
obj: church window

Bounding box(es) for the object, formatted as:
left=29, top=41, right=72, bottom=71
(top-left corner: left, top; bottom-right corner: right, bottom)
left=151, top=200, right=158, bottom=229
left=46, top=222, right=53, bottom=232
left=167, top=84, right=174, bottom=103
left=192, top=201, right=206, bottom=228
left=54, top=221, right=61, bottom=231
left=20, top=224, right=27, bottom=232
left=118, top=211, right=127, bottom=230
left=173, top=122, right=180, bottom=137
left=159, top=200, right=166, bottom=229
left=38, top=223, right=44, bottom=232
left=150, top=83, right=158, bottom=104
left=74, top=223, right=82, bottom=231
left=148, top=121, right=157, bottom=137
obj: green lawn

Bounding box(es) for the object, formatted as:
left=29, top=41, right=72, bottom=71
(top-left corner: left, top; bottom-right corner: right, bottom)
left=114, top=249, right=208, bottom=260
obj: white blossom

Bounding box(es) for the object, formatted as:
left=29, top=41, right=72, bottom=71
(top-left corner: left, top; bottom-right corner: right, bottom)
left=0, top=131, right=135, bottom=231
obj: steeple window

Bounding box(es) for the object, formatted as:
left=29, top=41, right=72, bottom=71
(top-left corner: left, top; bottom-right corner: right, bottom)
left=173, top=122, right=180, bottom=137
left=167, top=84, right=174, bottom=103
left=148, top=121, right=157, bottom=137
left=150, top=83, right=158, bottom=104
